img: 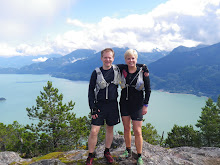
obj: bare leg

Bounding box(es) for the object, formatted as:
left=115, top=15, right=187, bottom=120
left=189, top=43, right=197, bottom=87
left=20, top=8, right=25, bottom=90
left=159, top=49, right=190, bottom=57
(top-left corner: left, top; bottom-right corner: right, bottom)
left=88, top=125, right=101, bottom=153
left=132, top=120, right=143, bottom=154
left=122, top=116, right=132, bottom=148
left=105, top=125, right=114, bottom=148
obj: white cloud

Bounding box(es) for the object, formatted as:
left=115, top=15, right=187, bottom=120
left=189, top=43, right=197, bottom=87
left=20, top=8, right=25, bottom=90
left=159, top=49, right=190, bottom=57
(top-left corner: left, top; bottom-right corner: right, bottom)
left=0, top=0, right=220, bottom=57
left=32, top=57, right=48, bottom=62
left=0, top=43, right=22, bottom=57
left=0, top=0, right=76, bottom=44
left=216, top=8, right=220, bottom=18
left=16, top=44, right=54, bottom=56
left=151, top=0, right=207, bottom=17
left=66, top=18, right=94, bottom=29
left=51, top=0, right=220, bottom=53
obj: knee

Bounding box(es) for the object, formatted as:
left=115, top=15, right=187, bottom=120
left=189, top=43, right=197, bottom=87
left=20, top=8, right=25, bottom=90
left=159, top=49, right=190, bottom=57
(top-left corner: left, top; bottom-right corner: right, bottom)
left=124, top=124, right=131, bottom=133
left=133, top=129, right=142, bottom=137
left=90, top=128, right=99, bottom=137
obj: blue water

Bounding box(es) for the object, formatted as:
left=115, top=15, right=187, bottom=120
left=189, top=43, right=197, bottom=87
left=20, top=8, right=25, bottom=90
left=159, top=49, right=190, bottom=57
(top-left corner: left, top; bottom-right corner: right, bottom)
left=0, top=74, right=207, bottom=137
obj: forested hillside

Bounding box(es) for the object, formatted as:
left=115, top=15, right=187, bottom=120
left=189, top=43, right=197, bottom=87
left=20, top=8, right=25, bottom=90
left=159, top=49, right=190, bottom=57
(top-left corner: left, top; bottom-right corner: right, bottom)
left=149, top=42, right=220, bottom=101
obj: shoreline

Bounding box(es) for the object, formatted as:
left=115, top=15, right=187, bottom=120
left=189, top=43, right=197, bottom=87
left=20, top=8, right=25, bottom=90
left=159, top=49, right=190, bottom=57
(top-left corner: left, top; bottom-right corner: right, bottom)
left=156, top=89, right=208, bottom=100
left=0, top=73, right=210, bottom=100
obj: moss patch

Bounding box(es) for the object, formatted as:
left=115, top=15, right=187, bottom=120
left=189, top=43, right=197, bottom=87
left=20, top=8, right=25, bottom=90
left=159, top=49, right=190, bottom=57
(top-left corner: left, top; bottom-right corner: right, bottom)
left=10, top=151, right=120, bottom=165
left=33, top=152, right=64, bottom=161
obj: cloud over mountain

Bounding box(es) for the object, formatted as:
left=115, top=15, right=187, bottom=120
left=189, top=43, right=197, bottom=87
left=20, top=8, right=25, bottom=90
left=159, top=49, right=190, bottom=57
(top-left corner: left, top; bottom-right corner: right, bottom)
left=0, top=0, right=220, bottom=57
left=32, top=57, right=48, bottom=62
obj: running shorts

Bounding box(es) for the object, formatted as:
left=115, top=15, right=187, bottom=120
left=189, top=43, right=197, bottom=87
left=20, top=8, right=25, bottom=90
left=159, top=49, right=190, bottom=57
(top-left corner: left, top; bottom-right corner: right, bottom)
left=91, top=101, right=120, bottom=126
left=120, top=100, right=143, bottom=121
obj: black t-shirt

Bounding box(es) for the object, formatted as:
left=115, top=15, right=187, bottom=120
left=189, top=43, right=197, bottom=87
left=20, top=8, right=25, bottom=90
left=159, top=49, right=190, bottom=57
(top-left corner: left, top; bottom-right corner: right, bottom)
left=88, top=66, right=118, bottom=109
left=120, top=65, right=151, bottom=105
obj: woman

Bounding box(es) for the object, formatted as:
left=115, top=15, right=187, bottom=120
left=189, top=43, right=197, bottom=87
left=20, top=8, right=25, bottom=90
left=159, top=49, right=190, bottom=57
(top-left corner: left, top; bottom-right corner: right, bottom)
left=119, top=49, right=151, bottom=165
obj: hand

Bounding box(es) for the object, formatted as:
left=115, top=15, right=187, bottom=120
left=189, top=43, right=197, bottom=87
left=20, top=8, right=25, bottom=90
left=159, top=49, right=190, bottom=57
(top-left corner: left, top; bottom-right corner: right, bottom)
left=91, top=107, right=100, bottom=119
left=142, top=65, right=149, bottom=72
left=142, top=65, right=149, bottom=77
left=142, top=106, right=148, bottom=115
left=144, top=72, right=149, bottom=77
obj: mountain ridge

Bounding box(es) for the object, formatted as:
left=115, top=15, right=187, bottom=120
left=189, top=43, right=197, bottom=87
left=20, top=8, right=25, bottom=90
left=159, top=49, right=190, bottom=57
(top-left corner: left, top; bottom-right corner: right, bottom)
left=0, top=43, right=219, bottom=100
left=149, top=42, right=220, bottom=101
left=0, top=54, right=62, bottom=68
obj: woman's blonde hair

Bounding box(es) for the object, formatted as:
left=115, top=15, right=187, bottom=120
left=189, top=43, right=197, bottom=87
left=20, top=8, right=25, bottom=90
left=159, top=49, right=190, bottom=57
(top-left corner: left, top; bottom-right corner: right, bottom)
left=124, top=49, right=138, bottom=59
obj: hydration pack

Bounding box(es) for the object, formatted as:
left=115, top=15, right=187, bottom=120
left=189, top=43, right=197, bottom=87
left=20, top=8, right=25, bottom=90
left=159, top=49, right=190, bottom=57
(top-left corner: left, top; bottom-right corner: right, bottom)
left=95, top=65, right=121, bottom=100
left=120, top=67, right=144, bottom=91
left=120, top=67, right=144, bottom=100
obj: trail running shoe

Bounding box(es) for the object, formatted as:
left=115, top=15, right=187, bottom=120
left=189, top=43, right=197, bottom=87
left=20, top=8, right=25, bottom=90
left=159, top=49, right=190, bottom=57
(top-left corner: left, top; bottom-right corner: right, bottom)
left=104, top=152, right=114, bottom=164
left=119, top=150, right=132, bottom=159
left=137, top=156, right=144, bottom=165
left=86, top=156, right=94, bottom=165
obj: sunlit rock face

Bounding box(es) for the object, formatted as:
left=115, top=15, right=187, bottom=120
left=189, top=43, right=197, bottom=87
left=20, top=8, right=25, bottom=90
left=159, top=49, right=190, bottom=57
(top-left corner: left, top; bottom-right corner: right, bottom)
left=1, top=135, right=220, bottom=165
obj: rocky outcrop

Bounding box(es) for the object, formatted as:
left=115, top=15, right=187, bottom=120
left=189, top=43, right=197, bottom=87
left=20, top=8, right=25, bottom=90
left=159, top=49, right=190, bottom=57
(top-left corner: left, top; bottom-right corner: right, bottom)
left=0, top=151, right=31, bottom=165
left=0, top=135, right=220, bottom=165
left=94, top=135, right=220, bottom=165
left=30, top=159, right=66, bottom=165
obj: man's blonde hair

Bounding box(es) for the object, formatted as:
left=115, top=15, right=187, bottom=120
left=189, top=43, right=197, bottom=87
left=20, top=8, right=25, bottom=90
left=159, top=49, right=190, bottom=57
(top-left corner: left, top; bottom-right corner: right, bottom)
left=101, top=48, right=115, bottom=57
left=124, top=49, right=138, bottom=59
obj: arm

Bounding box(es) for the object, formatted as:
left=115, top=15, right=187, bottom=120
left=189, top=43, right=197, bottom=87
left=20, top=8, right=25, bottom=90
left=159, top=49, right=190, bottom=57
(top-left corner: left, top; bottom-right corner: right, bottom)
left=136, top=63, right=145, bottom=67
left=142, top=74, right=151, bottom=115
left=88, top=70, right=100, bottom=119
left=116, top=64, right=127, bottom=72
left=88, top=70, right=97, bottom=110
left=143, top=75, right=151, bottom=105
left=117, top=63, right=149, bottom=75
left=117, top=63, right=148, bottom=70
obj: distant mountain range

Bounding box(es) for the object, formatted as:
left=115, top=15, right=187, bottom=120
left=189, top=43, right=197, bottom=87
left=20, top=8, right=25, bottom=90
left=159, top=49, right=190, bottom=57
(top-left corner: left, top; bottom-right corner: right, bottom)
left=0, top=54, right=62, bottom=68
left=0, top=43, right=219, bottom=101
left=149, top=42, right=220, bottom=101
left=0, top=47, right=167, bottom=77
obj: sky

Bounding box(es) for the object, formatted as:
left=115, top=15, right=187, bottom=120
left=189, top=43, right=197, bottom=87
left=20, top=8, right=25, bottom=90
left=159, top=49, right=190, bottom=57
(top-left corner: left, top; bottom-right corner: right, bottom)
left=0, top=0, right=220, bottom=57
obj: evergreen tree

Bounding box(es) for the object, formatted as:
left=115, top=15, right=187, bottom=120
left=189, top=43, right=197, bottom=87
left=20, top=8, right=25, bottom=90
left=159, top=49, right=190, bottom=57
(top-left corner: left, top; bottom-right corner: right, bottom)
left=196, top=96, right=220, bottom=147
left=26, top=81, right=86, bottom=153
left=0, top=121, right=37, bottom=157
left=142, top=123, right=161, bottom=145
left=165, top=124, right=201, bottom=148
left=0, top=122, right=13, bottom=151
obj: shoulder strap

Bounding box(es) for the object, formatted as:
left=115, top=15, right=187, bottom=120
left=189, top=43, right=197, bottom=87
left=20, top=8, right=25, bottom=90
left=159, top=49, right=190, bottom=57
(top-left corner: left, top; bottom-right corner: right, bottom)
left=95, top=67, right=101, bottom=74
left=112, top=64, right=121, bottom=85
left=129, top=67, right=142, bottom=85
left=95, top=67, right=104, bottom=80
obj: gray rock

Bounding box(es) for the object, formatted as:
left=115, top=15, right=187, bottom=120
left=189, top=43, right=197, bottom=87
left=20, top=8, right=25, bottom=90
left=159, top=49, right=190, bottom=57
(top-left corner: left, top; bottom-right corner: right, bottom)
left=0, top=151, right=30, bottom=165
left=0, top=135, right=220, bottom=165
left=64, top=150, right=88, bottom=161
left=91, top=135, right=220, bottom=165
left=30, top=159, right=66, bottom=165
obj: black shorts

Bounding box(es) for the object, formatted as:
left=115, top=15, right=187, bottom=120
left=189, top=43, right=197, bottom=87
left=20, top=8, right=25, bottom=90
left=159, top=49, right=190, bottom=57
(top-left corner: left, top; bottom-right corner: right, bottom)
left=91, top=101, right=120, bottom=126
left=120, top=100, right=143, bottom=121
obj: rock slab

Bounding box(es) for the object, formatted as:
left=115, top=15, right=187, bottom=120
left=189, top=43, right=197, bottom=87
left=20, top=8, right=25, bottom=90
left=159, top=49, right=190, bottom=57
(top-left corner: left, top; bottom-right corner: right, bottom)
left=0, top=135, right=220, bottom=165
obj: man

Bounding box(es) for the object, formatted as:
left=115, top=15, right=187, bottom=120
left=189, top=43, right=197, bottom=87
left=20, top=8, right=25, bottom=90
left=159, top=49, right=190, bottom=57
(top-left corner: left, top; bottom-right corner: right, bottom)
left=86, top=48, right=120, bottom=165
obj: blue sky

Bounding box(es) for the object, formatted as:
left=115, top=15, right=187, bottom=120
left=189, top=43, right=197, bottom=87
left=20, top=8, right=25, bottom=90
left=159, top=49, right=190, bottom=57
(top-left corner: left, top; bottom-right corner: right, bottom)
left=0, top=0, right=220, bottom=58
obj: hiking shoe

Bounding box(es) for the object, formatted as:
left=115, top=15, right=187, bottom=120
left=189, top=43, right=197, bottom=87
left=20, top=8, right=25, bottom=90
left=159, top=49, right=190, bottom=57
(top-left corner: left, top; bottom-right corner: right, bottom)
left=86, top=156, right=94, bottom=165
left=119, top=150, right=132, bottom=159
left=104, top=152, right=114, bottom=164
left=137, top=156, right=144, bottom=165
